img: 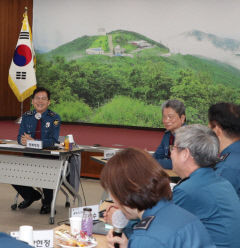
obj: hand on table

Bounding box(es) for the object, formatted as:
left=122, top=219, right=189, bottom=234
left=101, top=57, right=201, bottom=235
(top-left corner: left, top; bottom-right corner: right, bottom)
left=106, top=229, right=128, bottom=248
left=21, top=132, right=34, bottom=145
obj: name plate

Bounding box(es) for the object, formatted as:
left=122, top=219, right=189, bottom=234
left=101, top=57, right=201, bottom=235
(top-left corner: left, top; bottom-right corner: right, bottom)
left=104, top=149, right=117, bottom=160
left=27, top=140, right=43, bottom=149
left=10, top=230, right=53, bottom=248
left=71, top=205, right=99, bottom=220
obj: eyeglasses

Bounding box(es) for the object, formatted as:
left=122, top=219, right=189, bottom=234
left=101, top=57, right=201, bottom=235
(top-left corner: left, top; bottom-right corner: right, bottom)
left=169, top=145, right=185, bottom=152
left=162, top=115, right=178, bottom=121
left=33, top=97, right=48, bottom=101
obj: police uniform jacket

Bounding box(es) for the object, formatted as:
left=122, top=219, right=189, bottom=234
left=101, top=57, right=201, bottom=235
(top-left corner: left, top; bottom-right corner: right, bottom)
left=153, top=130, right=173, bottom=169
left=127, top=200, right=215, bottom=248
left=17, top=109, right=61, bottom=148
left=173, top=167, right=240, bottom=248
left=0, top=233, right=32, bottom=248
left=215, top=140, right=240, bottom=199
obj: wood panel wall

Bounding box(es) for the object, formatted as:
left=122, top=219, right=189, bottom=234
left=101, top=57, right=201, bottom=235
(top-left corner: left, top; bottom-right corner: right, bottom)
left=0, top=0, right=32, bottom=119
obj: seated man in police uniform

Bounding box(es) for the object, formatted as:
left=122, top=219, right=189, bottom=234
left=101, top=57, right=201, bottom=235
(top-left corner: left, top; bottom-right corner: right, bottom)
left=171, top=124, right=240, bottom=248
left=12, top=87, right=61, bottom=214
left=153, top=99, right=186, bottom=169
left=208, top=102, right=240, bottom=199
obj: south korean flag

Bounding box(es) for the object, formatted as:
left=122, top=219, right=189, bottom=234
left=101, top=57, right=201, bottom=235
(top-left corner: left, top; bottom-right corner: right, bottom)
left=8, top=9, right=37, bottom=102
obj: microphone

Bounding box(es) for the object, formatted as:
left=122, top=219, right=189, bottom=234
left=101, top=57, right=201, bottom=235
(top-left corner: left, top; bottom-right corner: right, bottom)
left=112, top=210, right=129, bottom=248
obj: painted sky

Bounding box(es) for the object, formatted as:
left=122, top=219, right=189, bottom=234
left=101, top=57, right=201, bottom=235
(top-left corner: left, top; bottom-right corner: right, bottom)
left=33, top=0, right=239, bottom=52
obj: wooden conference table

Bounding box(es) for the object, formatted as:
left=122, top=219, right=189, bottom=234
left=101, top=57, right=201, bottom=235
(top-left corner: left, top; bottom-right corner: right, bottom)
left=54, top=201, right=110, bottom=247
left=91, top=155, right=178, bottom=177
left=54, top=224, right=107, bottom=248
left=0, top=139, right=84, bottom=224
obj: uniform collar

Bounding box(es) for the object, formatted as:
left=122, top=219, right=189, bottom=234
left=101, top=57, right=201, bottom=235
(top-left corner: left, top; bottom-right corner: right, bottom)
left=189, top=167, right=213, bottom=178
left=142, top=200, right=170, bottom=219
left=164, top=129, right=171, bottom=134
left=220, top=140, right=240, bottom=155
left=164, top=123, right=186, bottom=134
left=33, top=109, right=49, bottom=118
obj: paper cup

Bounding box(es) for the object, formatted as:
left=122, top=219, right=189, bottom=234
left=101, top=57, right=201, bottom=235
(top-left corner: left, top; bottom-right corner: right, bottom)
left=19, top=225, right=33, bottom=246
left=70, top=217, right=82, bottom=235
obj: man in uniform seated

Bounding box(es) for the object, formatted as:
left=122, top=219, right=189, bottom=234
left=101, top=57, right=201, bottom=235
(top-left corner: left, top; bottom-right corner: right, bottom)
left=208, top=102, right=240, bottom=198
left=171, top=124, right=240, bottom=247
left=12, top=87, right=61, bottom=214
left=153, top=99, right=186, bottom=169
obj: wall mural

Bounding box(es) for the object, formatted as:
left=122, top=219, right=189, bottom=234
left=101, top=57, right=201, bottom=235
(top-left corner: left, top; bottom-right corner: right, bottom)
left=33, top=0, right=240, bottom=127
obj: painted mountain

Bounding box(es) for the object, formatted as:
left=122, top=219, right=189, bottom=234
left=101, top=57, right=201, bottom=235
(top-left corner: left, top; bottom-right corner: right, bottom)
left=166, top=30, right=240, bottom=69
left=36, top=30, right=240, bottom=126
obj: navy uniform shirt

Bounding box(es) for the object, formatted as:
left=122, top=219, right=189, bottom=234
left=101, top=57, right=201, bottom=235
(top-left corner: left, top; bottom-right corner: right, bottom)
left=173, top=167, right=240, bottom=248
left=215, top=140, right=240, bottom=198
left=0, top=233, right=32, bottom=248
left=17, top=109, right=61, bottom=148
left=153, top=131, right=173, bottom=169
left=128, top=200, right=215, bottom=248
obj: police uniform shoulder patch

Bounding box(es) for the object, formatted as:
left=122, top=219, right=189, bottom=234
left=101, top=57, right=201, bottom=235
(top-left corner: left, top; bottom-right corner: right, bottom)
left=48, top=110, right=56, bottom=117
left=53, top=119, right=60, bottom=126
left=219, top=153, right=230, bottom=162
left=133, top=216, right=155, bottom=230
left=24, top=110, right=34, bottom=116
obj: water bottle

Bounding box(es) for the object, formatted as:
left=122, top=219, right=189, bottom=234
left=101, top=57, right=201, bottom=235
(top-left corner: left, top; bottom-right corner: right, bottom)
left=81, top=208, right=93, bottom=236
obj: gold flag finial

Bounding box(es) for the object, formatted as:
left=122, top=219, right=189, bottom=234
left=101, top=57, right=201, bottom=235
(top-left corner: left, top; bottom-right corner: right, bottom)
left=24, top=6, right=28, bottom=17
left=22, top=7, right=28, bottom=31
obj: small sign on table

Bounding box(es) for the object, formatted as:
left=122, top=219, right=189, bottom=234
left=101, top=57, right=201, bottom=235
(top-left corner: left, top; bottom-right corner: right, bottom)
left=10, top=230, right=53, bottom=248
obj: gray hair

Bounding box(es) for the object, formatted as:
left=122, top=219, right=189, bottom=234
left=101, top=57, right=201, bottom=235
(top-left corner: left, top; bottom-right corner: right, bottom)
left=175, top=124, right=219, bottom=167
left=162, top=99, right=186, bottom=118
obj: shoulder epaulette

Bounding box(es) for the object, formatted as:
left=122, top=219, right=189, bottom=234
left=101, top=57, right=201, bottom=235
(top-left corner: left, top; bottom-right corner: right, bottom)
left=133, top=216, right=155, bottom=230
left=47, top=110, right=56, bottom=117
left=24, top=110, right=34, bottom=116
left=219, top=153, right=230, bottom=162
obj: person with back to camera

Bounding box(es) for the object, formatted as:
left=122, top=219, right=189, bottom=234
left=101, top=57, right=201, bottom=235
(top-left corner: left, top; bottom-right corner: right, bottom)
left=208, top=102, right=240, bottom=198
left=171, top=124, right=240, bottom=247
left=12, top=87, right=61, bottom=214
left=153, top=99, right=186, bottom=169
left=0, top=232, right=33, bottom=248
left=101, top=147, right=215, bottom=248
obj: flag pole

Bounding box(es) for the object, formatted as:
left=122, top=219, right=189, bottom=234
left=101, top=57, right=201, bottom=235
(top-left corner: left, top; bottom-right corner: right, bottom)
left=16, top=7, right=26, bottom=124
left=15, top=101, right=23, bottom=124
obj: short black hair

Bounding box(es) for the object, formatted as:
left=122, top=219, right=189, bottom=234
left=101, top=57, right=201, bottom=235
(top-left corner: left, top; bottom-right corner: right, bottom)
left=32, top=87, right=51, bottom=100
left=208, top=102, right=240, bottom=137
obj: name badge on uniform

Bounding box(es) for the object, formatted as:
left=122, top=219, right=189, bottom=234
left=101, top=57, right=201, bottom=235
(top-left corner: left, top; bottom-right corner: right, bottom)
left=46, top=122, right=50, bottom=128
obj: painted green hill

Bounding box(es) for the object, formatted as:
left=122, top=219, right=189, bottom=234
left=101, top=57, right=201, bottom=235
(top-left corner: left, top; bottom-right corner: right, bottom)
left=39, top=30, right=240, bottom=88
left=41, top=30, right=169, bottom=60
left=169, top=54, right=240, bottom=88
left=109, top=29, right=169, bottom=53
left=42, top=35, right=98, bottom=60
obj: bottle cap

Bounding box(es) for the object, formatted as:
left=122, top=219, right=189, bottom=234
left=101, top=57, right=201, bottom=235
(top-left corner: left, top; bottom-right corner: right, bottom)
left=83, top=207, right=92, bottom=212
